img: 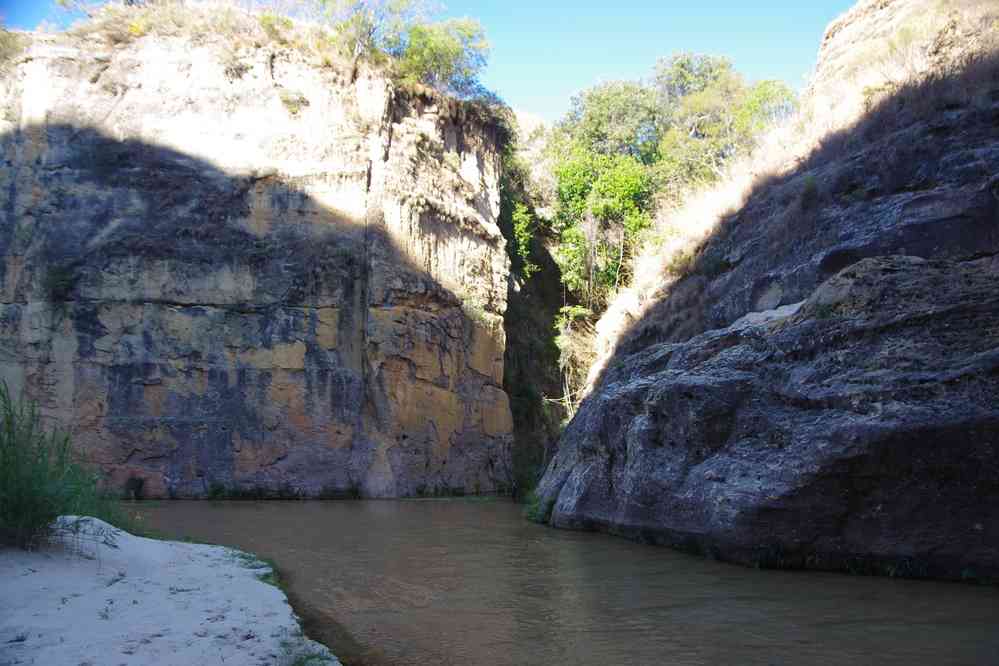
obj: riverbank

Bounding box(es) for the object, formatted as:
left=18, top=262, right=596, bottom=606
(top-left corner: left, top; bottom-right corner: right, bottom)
left=135, top=499, right=999, bottom=665
left=0, top=516, right=340, bottom=666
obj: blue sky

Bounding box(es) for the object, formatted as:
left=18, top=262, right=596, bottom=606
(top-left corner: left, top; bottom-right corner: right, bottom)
left=1, top=1, right=854, bottom=120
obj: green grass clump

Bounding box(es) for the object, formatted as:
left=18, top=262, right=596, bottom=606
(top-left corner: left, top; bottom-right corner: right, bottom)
left=523, top=489, right=554, bottom=524
left=0, top=382, right=128, bottom=548
left=279, top=89, right=310, bottom=116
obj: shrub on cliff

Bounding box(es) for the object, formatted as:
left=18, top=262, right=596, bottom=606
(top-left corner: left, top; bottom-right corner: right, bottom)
left=323, top=0, right=489, bottom=96
left=393, top=18, right=489, bottom=97
left=59, top=1, right=493, bottom=101
left=0, top=383, right=126, bottom=549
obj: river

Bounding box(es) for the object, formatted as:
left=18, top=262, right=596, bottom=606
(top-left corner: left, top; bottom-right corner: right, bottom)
left=136, top=499, right=999, bottom=666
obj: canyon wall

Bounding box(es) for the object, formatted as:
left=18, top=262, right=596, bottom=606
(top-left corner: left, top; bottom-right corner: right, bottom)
left=0, top=28, right=513, bottom=498
left=536, top=0, right=999, bottom=579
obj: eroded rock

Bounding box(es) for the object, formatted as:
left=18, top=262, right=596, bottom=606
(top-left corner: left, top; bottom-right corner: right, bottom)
left=0, top=31, right=513, bottom=497
left=538, top=256, right=999, bottom=579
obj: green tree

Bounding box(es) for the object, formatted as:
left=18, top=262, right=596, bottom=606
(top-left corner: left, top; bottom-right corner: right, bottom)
left=544, top=51, right=797, bottom=412
left=321, top=0, right=424, bottom=64
left=653, top=61, right=797, bottom=202
left=734, top=79, right=797, bottom=136
left=320, top=0, right=490, bottom=96
left=653, top=52, right=734, bottom=106
left=550, top=150, right=652, bottom=306
left=552, top=146, right=602, bottom=231
left=554, top=225, right=589, bottom=297
left=587, top=155, right=651, bottom=225
left=394, top=18, right=489, bottom=96
left=511, top=202, right=538, bottom=277
left=560, top=81, right=661, bottom=162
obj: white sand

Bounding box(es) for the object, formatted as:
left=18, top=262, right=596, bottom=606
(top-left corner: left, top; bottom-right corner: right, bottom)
left=0, top=517, right=340, bottom=666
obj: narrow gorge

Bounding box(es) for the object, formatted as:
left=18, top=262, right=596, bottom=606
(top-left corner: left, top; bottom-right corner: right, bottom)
left=1, top=1, right=998, bottom=664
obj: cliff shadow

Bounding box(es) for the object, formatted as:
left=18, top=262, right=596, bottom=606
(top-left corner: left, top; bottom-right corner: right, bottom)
left=0, top=122, right=514, bottom=500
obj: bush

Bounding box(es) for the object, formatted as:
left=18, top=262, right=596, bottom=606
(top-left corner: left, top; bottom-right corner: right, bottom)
left=279, top=89, right=310, bottom=116
left=259, top=11, right=292, bottom=44
left=0, top=383, right=126, bottom=549
left=799, top=175, right=820, bottom=210
left=523, top=489, right=554, bottom=523
left=511, top=202, right=538, bottom=278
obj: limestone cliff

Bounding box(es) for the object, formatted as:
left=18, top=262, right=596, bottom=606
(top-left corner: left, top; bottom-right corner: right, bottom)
left=536, top=0, right=999, bottom=579
left=0, top=27, right=513, bottom=497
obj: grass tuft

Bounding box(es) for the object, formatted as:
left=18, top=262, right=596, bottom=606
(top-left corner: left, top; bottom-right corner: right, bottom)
left=279, top=89, right=310, bottom=116
left=523, top=489, right=554, bottom=524
left=0, top=382, right=131, bottom=549
left=42, top=264, right=78, bottom=302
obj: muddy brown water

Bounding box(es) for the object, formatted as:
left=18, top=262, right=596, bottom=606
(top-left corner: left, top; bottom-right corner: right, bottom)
left=136, top=499, right=999, bottom=666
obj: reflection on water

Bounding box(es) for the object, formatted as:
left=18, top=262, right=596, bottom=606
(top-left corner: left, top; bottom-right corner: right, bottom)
left=137, top=500, right=999, bottom=666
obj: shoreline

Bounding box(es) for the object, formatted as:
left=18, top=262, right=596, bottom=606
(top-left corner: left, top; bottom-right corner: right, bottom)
left=0, top=516, right=341, bottom=666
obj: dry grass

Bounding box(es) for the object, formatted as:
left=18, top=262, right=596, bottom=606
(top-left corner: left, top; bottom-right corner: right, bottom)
left=55, top=1, right=510, bottom=141
left=0, top=27, right=28, bottom=70
left=65, top=0, right=349, bottom=70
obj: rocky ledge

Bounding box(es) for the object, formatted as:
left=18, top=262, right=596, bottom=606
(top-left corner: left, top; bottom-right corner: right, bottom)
left=537, top=256, right=999, bottom=580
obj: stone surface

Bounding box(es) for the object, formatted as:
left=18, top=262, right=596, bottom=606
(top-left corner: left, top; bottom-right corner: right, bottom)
left=538, top=256, right=999, bottom=579
left=537, top=0, right=999, bottom=578
left=0, top=30, right=512, bottom=497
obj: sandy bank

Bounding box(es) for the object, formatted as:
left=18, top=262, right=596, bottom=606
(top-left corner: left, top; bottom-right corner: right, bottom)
left=0, top=517, right=340, bottom=666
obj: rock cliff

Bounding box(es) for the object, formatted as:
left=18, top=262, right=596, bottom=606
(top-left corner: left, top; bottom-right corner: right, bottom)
left=0, top=26, right=513, bottom=497
left=536, top=0, right=999, bottom=579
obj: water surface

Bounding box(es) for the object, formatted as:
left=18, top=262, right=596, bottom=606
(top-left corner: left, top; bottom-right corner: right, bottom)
left=137, top=500, right=999, bottom=666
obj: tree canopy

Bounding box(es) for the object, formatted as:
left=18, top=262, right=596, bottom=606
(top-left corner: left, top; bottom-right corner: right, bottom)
left=320, top=0, right=489, bottom=96
left=560, top=81, right=661, bottom=163
left=541, top=52, right=797, bottom=398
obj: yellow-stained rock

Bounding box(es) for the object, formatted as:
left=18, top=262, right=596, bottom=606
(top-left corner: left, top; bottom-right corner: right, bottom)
left=0, top=24, right=513, bottom=498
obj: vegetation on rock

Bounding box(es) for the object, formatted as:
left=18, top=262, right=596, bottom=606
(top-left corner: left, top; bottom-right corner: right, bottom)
left=60, top=0, right=491, bottom=99
left=528, top=54, right=795, bottom=408
left=497, top=135, right=565, bottom=498
left=534, top=0, right=999, bottom=580
left=0, top=24, right=27, bottom=70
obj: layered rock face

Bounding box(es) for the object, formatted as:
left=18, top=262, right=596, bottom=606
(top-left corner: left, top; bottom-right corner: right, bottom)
left=0, top=32, right=513, bottom=497
left=539, top=257, right=999, bottom=578
left=537, top=0, right=999, bottom=579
